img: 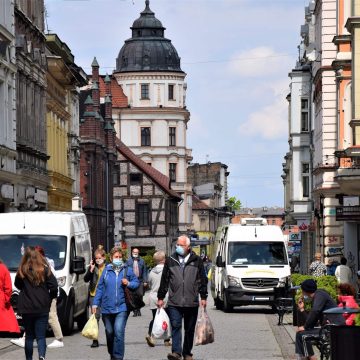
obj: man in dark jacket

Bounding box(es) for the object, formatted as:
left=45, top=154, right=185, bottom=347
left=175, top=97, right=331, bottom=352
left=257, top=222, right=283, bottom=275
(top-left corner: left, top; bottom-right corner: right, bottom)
left=126, top=248, right=148, bottom=316
left=157, top=235, right=208, bottom=360
left=295, top=279, right=345, bottom=360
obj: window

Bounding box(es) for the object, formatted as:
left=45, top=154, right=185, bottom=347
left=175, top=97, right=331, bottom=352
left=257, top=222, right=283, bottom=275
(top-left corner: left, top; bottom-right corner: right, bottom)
left=302, top=162, right=309, bottom=197
left=141, top=84, right=149, bottom=99
left=168, top=84, right=174, bottom=100
left=137, top=203, right=150, bottom=227
left=170, top=202, right=178, bottom=225
left=169, top=127, right=176, bottom=146
left=129, top=173, right=142, bottom=186
left=301, top=98, right=309, bottom=132
left=113, top=164, right=120, bottom=185
left=169, top=163, right=177, bottom=182
left=141, top=127, right=151, bottom=146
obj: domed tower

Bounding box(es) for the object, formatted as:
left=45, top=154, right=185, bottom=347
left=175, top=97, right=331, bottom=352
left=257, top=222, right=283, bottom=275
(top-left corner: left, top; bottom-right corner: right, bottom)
left=113, top=0, right=192, bottom=234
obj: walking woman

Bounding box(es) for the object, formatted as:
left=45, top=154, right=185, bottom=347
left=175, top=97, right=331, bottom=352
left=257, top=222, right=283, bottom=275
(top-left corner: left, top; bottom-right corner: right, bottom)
left=84, top=245, right=107, bottom=348
left=92, top=247, right=139, bottom=360
left=0, top=258, right=20, bottom=334
left=15, top=246, right=58, bottom=360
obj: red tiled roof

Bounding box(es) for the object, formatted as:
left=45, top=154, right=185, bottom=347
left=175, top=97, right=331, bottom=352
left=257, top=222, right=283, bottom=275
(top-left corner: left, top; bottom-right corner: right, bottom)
left=115, top=138, right=182, bottom=201
left=192, top=195, right=211, bottom=210
left=98, top=76, right=128, bottom=108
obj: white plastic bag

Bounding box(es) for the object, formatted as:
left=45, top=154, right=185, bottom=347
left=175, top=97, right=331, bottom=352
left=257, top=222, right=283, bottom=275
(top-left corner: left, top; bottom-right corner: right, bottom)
left=194, top=307, right=214, bottom=345
left=152, top=308, right=171, bottom=339
left=81, top=314, right=98, bottom=340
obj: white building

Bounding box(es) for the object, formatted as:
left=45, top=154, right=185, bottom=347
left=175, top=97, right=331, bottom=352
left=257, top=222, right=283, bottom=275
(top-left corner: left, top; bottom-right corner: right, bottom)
left=0, top=0, right=17, bottom=212
left=113, top=0, right=193, bottom=233
left=283, top=1, right=316, bottom=272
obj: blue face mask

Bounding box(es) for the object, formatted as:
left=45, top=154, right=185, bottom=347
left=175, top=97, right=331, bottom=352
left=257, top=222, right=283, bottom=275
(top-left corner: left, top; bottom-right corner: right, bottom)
left=303, top=295, right=311, bottom=302
left=176, top=245, right=185, bottom=256
left=112, top=259, right=123, bottom=267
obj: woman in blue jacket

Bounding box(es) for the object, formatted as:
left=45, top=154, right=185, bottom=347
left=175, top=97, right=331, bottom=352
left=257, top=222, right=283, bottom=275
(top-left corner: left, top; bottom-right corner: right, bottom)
left=92, top=247, right=139, bottom=360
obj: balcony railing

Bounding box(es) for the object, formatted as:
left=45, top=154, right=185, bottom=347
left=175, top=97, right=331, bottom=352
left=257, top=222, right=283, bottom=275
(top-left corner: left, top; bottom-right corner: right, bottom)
left=336, top=206, right=360, bottom=221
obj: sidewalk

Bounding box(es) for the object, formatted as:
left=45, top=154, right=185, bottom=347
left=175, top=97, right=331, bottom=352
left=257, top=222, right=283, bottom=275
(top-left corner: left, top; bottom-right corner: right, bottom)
left=0, top=336, right=14, bottom=351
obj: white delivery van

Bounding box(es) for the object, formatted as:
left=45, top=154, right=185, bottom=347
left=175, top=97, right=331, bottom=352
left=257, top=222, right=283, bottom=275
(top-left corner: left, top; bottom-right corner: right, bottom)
left=211, top=218, right=291, bottom=312
left=0, top=211, right=91, bottom=334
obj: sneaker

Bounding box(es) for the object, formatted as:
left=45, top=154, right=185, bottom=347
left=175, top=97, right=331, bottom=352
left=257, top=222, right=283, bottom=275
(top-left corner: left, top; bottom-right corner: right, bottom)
left=91, top=340, right=99, bottom=348
left=39, top=357, right=46, bottom=360
left=10, top=338, right=25, bottom=348
left=183, top=356, right=193, bottom=360
left=47, top=339, right=64, bottom=348
left=167, top=353, right=182, bottom=360
left=145, top=335, right=155, bottom=347
left=164, top=339, right=172, bottom=346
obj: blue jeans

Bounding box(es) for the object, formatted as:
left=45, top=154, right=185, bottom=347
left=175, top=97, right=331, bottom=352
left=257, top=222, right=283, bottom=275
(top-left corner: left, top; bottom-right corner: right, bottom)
left=22, top=313, right=49, bottom=360
left=167, top=306, right=198, bottom=357
left=102, top=312, right=129, bottom=360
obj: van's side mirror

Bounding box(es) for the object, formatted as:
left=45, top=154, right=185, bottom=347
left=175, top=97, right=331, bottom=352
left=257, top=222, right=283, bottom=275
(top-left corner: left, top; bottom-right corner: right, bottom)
left=216, top=255, right=225, bottom=267
left=71, top=256, right=86, bottom=274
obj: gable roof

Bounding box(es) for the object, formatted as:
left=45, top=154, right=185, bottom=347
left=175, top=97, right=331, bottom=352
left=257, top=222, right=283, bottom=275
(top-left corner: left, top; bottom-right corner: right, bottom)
left=97, top=75, right=128, bottom=108
left=192, top=195, right=211, bottom=210
left=115, top=138, right=182, bottom=201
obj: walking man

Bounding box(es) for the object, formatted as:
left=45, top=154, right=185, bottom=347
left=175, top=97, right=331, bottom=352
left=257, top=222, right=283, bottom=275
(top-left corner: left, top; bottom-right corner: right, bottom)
left=157, top=235, right=208, bottom=360
left=126, top=248, right=147, bottom=316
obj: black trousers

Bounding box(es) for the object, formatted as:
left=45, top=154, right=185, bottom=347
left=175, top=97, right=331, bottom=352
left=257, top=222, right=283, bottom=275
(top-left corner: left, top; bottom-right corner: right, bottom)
left=295, top=328, right=320, bottom=357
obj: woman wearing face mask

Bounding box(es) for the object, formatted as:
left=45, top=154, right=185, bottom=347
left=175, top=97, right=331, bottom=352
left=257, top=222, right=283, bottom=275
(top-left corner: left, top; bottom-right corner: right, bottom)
left=84, top=245, right=107, bottom=348
left=92, top=247, right=139, bottom=360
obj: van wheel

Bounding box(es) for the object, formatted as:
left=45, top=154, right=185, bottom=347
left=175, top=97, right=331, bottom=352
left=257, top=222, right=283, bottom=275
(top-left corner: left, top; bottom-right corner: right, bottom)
left=214, top=297, right=223, bottom=310
left=76, top=308, right=89, bottom=331
left=223, top=293, right=233, bottom=313
left=63, top=303, right=74, bottom=335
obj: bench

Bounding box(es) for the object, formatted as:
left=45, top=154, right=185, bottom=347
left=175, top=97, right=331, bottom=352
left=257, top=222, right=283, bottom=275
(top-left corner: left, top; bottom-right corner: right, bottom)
left=275, top=297, right=293, bottom=325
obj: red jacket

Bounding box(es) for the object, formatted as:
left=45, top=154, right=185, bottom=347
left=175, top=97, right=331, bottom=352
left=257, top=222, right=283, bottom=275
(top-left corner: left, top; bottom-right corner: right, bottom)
left=338, top=295, right=359, bottom=326
left=0, top=263, right=20, bottom=333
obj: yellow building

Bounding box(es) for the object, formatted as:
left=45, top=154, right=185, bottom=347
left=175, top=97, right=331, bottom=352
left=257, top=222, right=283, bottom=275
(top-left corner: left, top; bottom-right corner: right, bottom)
left=45, top=34, right=86, bottom=210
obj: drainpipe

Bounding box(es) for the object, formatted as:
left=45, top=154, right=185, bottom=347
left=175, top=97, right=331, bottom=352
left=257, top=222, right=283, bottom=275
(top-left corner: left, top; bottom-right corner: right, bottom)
left=106, top=157, right=109, bottom=252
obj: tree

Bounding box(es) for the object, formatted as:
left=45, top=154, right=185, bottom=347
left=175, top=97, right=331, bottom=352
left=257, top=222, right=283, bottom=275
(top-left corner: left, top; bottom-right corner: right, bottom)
left=226, top=196, right=241, bottom=211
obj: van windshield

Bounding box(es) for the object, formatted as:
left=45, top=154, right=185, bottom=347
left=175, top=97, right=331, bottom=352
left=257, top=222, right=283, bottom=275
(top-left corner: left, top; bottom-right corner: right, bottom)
left=228, top=241, right=287, bottom=265
left=0, top=235, right=67, bottom=271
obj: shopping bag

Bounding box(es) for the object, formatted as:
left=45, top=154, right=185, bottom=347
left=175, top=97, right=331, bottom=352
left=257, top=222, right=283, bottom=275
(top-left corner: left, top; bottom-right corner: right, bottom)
left=81, top=314, right=98, bottom=340
left=152, top=308, right=171, bottom=339
left=194, top=307, right=214, bottom=345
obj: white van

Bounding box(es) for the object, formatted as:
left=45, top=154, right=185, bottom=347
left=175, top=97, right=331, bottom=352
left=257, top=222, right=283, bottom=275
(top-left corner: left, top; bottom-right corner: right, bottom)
left=0, top=211, right=91, bottom=334
left=211, top=218, right=291, bottom=312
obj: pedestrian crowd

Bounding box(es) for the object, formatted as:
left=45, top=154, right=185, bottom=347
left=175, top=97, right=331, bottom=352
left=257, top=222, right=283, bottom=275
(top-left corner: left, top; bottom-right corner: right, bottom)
left=0, top=235, right=209, bottom=360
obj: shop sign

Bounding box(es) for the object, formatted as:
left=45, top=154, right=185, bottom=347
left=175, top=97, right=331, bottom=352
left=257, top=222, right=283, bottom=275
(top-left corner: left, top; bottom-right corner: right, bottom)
left=290, top=233, right=301, bottom=241
left=326, top=208, right=336, bottom=216
left=1, top=184, right=14, bottom=199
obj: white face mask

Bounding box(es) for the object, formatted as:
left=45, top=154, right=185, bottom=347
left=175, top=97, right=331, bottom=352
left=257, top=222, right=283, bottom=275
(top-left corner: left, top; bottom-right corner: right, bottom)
left=132, top=253, right=139, bottom=258
left=95, top=259, right=104, bottom=265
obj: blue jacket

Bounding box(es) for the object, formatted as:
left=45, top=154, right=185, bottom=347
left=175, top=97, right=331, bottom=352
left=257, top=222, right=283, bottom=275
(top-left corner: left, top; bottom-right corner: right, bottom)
left=126, top=257, right=148, bottom=282
left=93, top=264, right=139, bottom=314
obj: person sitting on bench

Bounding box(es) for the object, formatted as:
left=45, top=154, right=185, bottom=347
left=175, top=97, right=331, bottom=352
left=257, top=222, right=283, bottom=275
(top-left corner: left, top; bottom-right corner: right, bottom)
left=295, top=279, right=345, bottom=360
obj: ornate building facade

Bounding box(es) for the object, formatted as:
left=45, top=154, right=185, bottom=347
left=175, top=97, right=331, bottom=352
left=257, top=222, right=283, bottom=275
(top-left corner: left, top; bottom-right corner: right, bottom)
left=113, top=0, right=193, bottom=234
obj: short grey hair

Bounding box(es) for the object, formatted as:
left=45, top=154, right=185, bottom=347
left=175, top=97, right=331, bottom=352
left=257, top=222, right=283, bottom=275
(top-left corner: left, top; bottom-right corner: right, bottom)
left=177, top=235, right=190, bottom=246
left=153, top=250, right=166, bottom=264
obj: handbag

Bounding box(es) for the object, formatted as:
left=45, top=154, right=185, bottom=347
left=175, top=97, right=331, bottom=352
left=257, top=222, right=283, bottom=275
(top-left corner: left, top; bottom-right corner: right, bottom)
left=123, top=267, right=145, bottom=311
left=81, top=314, right=98, bottom=340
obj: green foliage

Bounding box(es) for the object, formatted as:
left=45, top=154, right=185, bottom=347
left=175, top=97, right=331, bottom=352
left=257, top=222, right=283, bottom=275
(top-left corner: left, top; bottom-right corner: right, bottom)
left=355, top=314, right=360, bottom=326
left=291, top=274, right=338, bottom=311
left=142, top=248, right=156, bottom=269
left=226, top=196, right=242, bottom=211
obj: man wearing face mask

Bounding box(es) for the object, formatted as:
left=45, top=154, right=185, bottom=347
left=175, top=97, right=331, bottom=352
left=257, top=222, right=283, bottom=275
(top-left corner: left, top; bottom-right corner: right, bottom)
left=157, top=235, right=208, bottom=360
left=84, top=245, right=107, bottom=348
left=126, top=248, right=148, bottom=317
left=295, top=279, right=345, bottom=360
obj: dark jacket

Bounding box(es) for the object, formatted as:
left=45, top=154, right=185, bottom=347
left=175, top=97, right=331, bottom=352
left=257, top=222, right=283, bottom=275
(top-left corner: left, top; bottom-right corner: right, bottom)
left=304, top=289, right=345, bottom=330
left=84, top=264, right=105, bottom=295
left=126, top=257, right=147, bottom=282
left=15, top=268, right=58, bottom=315
left=93, top=264, right=139, bottom=314
left=158, top=251, right=208, bottom=307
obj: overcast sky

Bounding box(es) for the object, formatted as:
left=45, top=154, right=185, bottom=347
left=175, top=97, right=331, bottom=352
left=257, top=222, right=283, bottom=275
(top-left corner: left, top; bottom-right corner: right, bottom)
left=45, top=0, right=305, bottom=208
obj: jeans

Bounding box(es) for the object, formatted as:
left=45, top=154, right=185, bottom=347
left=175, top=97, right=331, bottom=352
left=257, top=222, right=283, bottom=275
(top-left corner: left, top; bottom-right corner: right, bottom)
left=295, top=328, right=320, bottom=357
left=167, top=306, right=198, bottom=357
left=102, top=312, right=129, bottom=360
left=22, top=313, right=49, bottom=360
